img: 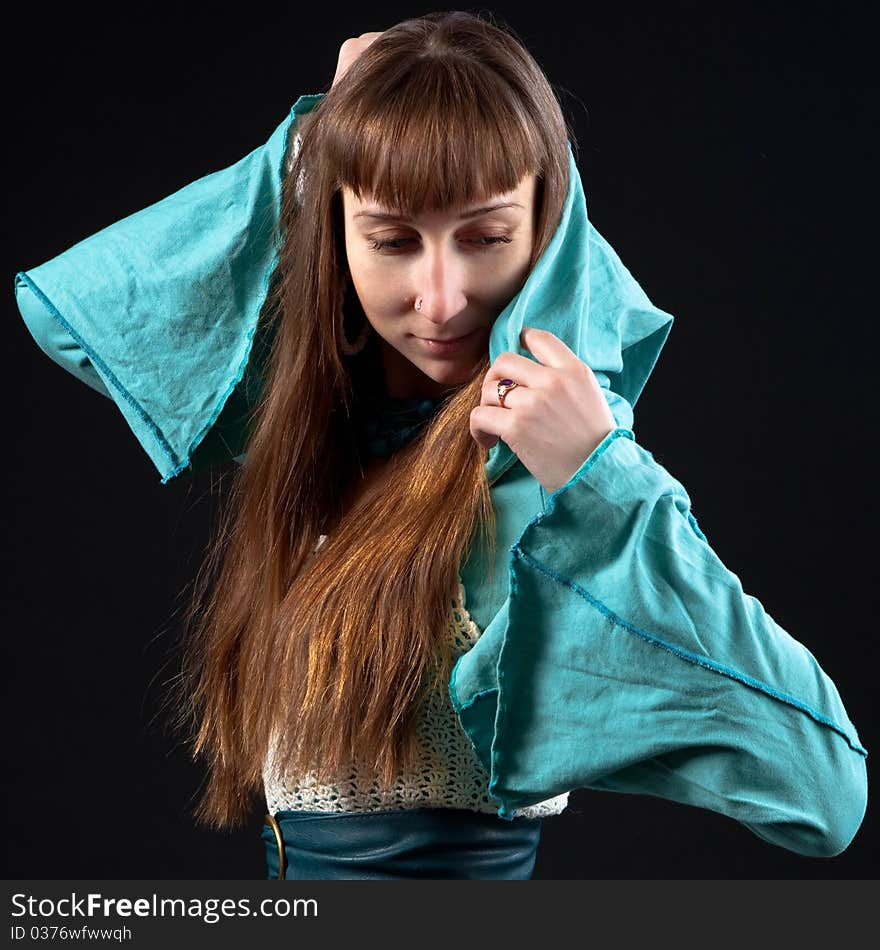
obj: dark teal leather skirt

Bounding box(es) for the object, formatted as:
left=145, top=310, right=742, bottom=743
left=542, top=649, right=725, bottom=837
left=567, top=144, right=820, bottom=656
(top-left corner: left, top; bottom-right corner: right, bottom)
left=261, top=807, right=543, bottom=880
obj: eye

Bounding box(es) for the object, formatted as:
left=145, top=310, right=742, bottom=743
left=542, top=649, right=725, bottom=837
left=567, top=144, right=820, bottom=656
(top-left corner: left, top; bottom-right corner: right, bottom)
left=473, top=235, right=513, bottom=247
left=368, top=237, right=412, bottom=251
left=367, top=235, right=513, bottom=253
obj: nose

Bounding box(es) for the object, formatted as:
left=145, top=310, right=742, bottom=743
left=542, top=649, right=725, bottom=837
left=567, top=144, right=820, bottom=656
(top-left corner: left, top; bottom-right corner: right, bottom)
left=413, top=245, right=468, bottom=328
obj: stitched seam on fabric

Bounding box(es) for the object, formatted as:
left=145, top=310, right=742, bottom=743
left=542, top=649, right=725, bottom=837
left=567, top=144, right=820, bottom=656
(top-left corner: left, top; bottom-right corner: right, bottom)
left=15, top=271, right=181, bottom=474
left=487, top=539, right=526, bottom=821
left=448, top=647, right=504, bottom=805
left=170, top=97, right=322, bottom=480
left=533, top=427, right=634, bottom=524
left=513, top=545, right=868, bottom=759
left=166, top=281, right=265, bottom=484
left=164, top=104, right=314, bottom=484
left=447, top=663, right=509, bottom=814
left=563, top=426, right=634, bottom=485
left=448, top=658, right=495, bottom=714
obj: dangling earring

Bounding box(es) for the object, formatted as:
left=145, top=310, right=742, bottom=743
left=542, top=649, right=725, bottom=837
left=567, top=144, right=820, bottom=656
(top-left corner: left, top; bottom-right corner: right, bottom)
left=338, top=307, right=371, bottom=355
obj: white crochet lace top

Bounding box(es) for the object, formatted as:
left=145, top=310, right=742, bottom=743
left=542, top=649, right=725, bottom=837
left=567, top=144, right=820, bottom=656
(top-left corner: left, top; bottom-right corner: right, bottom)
left=262, top=535, right=570, bottom=820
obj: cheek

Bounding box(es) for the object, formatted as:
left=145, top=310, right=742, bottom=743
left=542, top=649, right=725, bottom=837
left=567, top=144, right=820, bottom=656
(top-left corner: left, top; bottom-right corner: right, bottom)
left=347, top=262, right=404, bottom=327
left=483, top=251, right=532, bottom=303
left=348, top=252, right=414, bottom=303
left=347, top=255, right=383, bottom=303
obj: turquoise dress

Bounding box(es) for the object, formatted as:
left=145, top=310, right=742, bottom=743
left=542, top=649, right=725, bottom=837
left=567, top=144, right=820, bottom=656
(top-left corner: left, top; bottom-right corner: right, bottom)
left=15, top=93, right=868, bottom=871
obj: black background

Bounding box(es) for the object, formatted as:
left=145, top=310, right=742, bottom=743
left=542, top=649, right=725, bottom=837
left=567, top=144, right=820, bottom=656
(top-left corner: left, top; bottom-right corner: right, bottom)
left=5, top=2, right=877, bottom=879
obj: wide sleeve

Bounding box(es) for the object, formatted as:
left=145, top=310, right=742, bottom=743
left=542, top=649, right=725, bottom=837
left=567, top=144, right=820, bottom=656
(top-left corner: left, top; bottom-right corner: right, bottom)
left=450, top=427, right=868, bottom=858
left=15, top=265, right=268, bottom=475
left=13, top=92, right=325, bottom=483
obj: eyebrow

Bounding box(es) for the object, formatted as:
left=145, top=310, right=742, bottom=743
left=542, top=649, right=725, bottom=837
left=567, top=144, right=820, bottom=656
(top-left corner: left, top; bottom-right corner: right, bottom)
left=353, top=202, right=524, bottom=222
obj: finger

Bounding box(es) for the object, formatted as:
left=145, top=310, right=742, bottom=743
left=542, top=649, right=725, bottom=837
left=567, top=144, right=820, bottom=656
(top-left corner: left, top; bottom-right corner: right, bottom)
left=482, top=326, right=576, bottom=398
left=493, top=378, right=525, bottom=411
left=481, top=352, right=545, bottom=406
left=481, top=374, right=528, bottom=411
left=518, top=325, right=579, bottom=369
left=470, top=404, right=512, bottom=450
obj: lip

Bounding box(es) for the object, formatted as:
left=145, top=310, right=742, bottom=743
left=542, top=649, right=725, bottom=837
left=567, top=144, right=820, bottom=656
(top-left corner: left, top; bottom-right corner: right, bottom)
left=415, top=328, right=478, bottom=354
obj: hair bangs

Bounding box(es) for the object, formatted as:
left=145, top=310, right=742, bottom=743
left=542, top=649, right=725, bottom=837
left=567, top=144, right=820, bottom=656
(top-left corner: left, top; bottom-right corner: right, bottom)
left=328, top=67, right=544, bottom=217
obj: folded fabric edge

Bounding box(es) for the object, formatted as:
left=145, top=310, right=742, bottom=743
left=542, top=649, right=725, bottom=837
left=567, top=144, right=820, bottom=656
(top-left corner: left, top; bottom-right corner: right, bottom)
left=161, top=265, right=273, bottom=485
left=164, top=94, right=326, bottom=483
left=15, top=269, right=184, bottom=478
left=446, top=673, right=513, bottom=821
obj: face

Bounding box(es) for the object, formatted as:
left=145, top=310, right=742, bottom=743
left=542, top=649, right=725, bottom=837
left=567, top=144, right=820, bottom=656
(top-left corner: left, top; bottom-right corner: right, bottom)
left=341, top=174, right=538, bottom=399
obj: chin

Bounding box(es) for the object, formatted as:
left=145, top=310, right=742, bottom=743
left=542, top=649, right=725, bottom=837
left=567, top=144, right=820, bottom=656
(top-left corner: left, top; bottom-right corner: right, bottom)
left=419, top=358, right=476, bottom=387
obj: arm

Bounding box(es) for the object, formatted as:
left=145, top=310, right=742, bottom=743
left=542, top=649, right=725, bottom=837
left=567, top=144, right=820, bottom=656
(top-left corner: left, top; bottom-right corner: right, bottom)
left=451, top=427, right=868, bottom=857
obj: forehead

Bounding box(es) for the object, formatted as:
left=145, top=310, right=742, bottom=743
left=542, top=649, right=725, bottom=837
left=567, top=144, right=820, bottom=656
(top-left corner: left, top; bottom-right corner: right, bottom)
left=343, top=174, right=537, bottom=221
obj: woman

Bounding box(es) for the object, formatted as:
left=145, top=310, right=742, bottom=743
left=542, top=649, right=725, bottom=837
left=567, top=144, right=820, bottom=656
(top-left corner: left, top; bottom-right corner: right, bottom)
left=14, top=11, right=868, bottom=879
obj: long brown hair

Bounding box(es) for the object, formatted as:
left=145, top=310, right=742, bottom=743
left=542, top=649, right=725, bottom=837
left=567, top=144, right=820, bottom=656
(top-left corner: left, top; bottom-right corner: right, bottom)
left=169, top=10, right=574, bottom=829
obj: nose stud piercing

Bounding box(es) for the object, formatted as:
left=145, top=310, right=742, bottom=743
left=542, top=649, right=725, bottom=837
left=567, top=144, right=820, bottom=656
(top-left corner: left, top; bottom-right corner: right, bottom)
left=415, top=297, right=423, bottom=311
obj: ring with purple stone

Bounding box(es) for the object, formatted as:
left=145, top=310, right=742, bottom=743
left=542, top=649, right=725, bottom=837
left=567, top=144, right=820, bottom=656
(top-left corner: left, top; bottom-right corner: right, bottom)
left=497, top=378, right=519, bottom=408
